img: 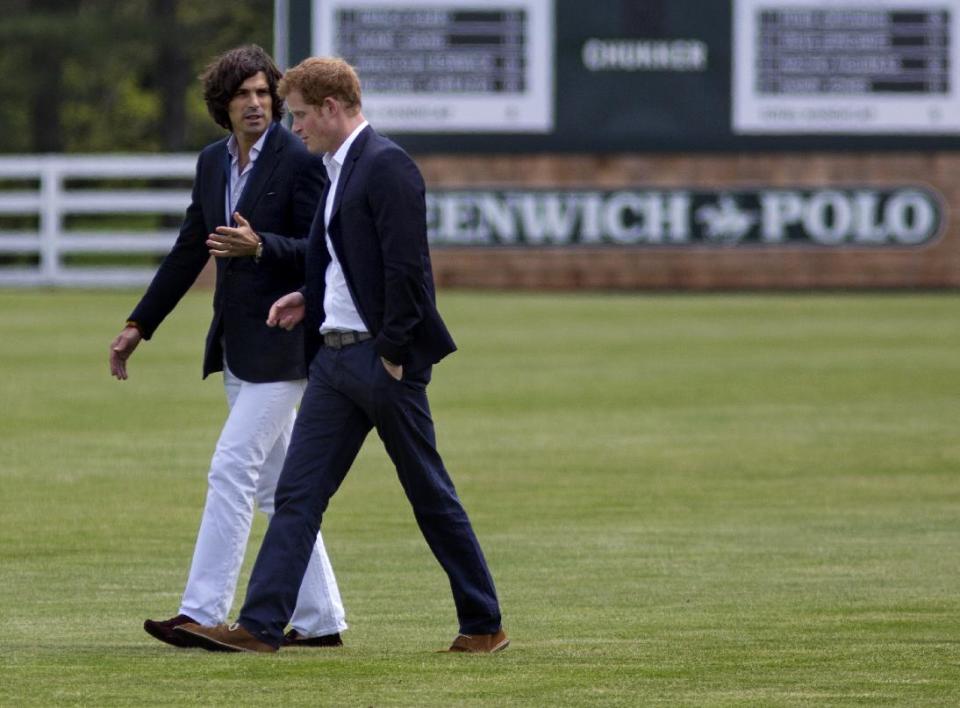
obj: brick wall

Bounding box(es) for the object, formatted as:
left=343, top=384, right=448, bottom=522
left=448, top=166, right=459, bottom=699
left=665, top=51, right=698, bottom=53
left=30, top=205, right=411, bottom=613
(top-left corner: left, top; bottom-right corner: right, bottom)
left=418, top=152, right=960, bottom=290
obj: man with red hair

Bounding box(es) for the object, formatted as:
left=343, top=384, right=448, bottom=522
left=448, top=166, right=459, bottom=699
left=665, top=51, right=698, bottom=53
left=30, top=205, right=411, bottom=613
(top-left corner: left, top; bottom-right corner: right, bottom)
left=178, top=56, right=507, bottom=654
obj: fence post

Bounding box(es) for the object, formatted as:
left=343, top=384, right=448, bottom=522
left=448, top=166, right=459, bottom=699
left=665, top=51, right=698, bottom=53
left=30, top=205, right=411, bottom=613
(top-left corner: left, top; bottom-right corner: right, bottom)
left=38, top=158, right=62, bottom=285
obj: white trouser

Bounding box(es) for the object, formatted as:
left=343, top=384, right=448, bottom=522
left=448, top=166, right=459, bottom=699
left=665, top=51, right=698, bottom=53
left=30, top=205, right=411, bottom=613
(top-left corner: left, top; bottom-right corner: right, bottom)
left=178, top=364, right=347, bottom=636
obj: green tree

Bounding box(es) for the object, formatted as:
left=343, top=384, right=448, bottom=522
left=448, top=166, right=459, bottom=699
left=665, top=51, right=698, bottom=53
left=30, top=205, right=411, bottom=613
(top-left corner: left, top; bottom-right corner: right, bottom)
left=0, top=0, right=274, bottom=154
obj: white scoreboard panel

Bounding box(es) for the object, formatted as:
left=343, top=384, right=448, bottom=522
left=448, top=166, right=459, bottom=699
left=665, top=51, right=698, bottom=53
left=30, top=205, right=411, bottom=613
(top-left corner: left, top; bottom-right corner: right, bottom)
left=313, top=0, right=554, bottom=132
left=733, top=0, right=960, bottom=133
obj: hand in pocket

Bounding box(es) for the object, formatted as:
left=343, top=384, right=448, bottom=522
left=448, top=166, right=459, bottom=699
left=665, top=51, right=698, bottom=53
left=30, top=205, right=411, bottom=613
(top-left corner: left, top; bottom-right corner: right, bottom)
left=381, top=357, right=402, bottom=381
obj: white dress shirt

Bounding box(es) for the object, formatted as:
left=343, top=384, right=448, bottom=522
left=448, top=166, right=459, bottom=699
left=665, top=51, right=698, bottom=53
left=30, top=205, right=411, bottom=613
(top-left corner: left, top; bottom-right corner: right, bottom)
left=320, top=120, right=369, bottom=334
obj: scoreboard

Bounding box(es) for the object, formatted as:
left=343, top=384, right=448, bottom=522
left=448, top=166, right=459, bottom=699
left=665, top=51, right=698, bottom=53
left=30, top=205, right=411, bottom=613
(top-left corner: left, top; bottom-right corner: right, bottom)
left=734, top=0, right=960, bottom=133
left=335, top=8, right=528, bottom=93
left=313, top=0, right=553, bottom=132
left=281, top=0, right=960, bottom=151
left=754, top=9, right=950, bottom=95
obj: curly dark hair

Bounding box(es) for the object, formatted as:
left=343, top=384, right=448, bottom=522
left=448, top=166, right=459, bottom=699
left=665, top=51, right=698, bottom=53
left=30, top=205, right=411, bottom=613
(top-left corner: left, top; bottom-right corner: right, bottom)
left=200, top=45, right=284, bottom=131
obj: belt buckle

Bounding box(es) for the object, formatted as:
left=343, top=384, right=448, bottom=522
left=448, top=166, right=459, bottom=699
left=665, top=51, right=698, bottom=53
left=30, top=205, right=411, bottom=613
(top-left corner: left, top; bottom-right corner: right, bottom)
left=325, top=330, right=361, bottom=349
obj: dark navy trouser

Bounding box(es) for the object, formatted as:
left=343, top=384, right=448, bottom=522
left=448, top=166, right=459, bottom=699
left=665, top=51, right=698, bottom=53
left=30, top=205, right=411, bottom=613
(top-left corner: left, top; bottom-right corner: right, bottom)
left=238, top=339, right=502, bottom=645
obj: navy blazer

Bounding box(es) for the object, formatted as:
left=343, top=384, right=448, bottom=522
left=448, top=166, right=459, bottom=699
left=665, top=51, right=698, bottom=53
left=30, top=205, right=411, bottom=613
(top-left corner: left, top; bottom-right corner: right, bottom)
left=129, top=125, right=326, bottom=382
left=303, top=126, right=456, bottom=372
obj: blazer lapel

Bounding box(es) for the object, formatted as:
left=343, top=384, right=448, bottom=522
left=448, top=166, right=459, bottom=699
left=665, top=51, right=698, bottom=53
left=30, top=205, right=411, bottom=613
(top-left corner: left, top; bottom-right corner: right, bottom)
left=315, top=177, right=332, bottom=238
left=210, top=138, right=229, bottom=229
left=233, top=125, right=283, bottom=221
left=328, top=125, right=371, bottom=226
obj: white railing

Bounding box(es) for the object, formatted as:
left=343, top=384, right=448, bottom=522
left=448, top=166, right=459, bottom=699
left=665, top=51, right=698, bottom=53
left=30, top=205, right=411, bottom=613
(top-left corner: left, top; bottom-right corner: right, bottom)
left=0, top=154, right=196, bottom=287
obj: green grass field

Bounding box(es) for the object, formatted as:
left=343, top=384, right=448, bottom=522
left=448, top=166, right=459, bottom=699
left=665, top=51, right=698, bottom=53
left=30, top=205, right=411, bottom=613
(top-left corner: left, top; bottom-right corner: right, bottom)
left=1, top=289, right=958, bottom=706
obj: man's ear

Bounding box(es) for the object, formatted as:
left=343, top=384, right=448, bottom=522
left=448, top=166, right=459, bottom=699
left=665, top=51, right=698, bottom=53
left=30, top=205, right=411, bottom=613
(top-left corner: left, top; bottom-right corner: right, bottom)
left=322, top=96, right=340, bottom=116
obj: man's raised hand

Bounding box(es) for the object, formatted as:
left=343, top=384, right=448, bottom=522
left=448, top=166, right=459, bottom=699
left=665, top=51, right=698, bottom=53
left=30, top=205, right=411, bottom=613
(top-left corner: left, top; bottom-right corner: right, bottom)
left=207, top=212, right=261, bottom=258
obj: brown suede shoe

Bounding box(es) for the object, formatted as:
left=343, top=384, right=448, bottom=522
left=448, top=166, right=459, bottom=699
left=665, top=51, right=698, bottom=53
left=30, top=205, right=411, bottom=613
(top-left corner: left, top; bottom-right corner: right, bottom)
left=143, top=614, right=200, bottom=648
left=173, top=622, right=277, bottom=653
left=282, top=629, right=343, bottom=648
left=447, top=629, right=510, bottom=653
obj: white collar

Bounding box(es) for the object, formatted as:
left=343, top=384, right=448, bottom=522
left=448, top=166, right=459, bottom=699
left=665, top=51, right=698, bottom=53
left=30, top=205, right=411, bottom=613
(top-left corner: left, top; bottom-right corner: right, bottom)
left=323, top=120, right=369, bottom=173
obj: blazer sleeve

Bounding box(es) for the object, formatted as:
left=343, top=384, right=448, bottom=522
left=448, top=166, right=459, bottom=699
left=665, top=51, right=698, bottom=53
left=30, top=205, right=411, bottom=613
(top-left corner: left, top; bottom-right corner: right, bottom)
left=255, top=152, right=325, bottom=272
left=128, top=154, right=211, bottom=339
left=369, top=149, right=429, bottom=365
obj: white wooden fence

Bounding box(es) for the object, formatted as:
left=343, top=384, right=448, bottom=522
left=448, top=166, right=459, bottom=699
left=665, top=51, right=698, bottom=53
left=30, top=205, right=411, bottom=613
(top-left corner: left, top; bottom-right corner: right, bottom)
left=0, top=154, right=196, bottom=287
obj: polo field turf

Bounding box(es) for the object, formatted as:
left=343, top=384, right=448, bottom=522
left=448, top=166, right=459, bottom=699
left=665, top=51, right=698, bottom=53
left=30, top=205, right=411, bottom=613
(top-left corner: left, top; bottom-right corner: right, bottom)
left=1, top=289, right=958, bottom=706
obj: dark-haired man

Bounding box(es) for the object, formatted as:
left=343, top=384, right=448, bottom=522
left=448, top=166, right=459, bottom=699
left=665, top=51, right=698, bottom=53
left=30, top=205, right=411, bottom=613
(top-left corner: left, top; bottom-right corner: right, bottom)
left=109, top=45, right=347, bottom=649
left=177, top=57, right=507, bottom=654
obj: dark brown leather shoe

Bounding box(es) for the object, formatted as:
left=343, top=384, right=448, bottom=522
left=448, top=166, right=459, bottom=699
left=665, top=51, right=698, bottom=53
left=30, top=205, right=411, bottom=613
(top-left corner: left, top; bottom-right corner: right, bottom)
left=447, top=629, right=510, bottom=653
left=173, top=622, right=278, bottom=653
left=143, top=614, right=200, bottom=648
left=282, top=629, right=343, bottom=647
